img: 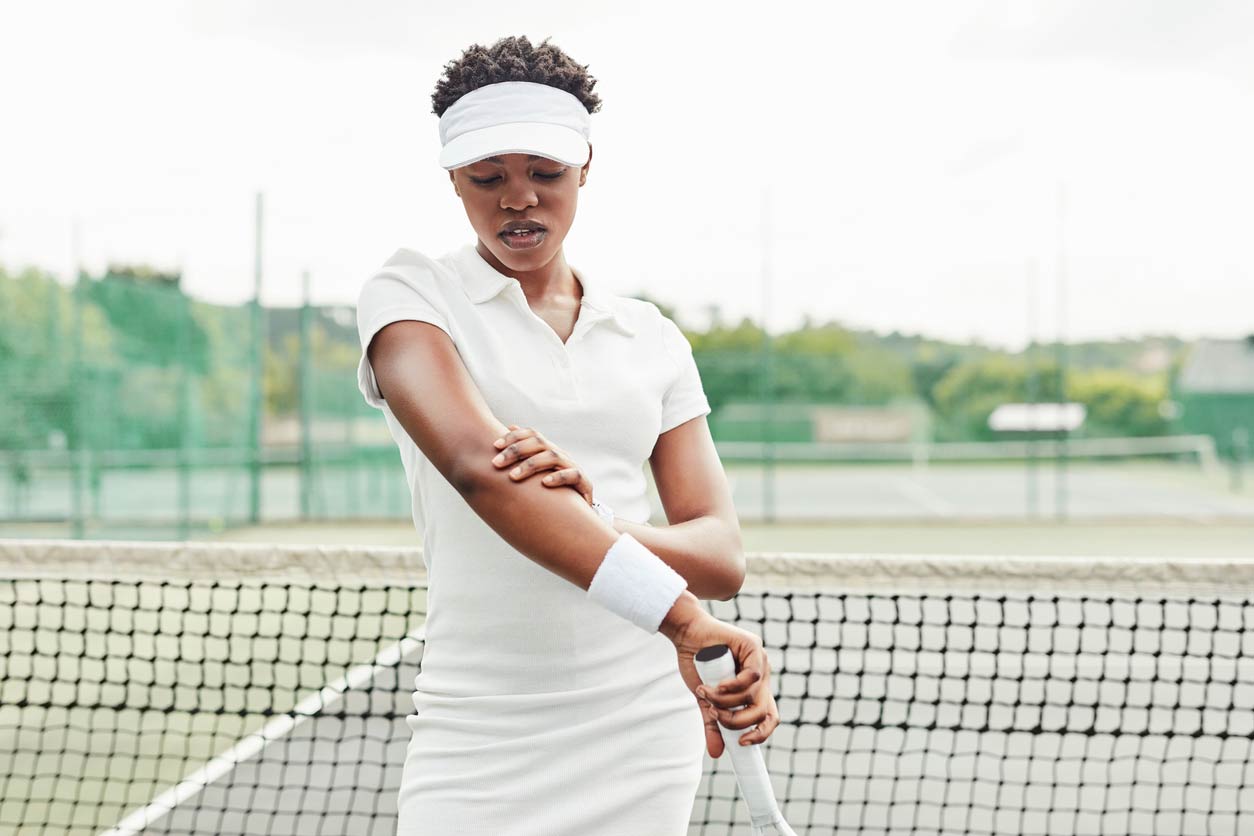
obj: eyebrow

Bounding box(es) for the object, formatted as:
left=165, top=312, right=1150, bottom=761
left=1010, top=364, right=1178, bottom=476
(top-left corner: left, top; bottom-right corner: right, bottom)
left=482, top=155, right=544, bottom=163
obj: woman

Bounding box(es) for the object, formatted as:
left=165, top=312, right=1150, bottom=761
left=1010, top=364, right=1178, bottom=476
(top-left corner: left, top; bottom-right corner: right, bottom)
left=356, top=35, right=780, bottom=835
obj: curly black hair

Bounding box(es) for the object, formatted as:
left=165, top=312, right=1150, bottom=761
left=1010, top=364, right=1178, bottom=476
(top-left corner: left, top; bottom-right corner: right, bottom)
left=431, top=35, right=602, bottom=117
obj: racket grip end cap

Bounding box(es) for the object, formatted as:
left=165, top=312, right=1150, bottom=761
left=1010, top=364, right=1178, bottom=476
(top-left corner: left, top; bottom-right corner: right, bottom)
left=694, top=644, right=737, bottom=687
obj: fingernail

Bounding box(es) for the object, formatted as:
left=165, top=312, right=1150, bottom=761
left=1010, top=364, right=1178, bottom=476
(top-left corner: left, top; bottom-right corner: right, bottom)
left=510, top=467, right=521, bottom=476
left=494, top=438, right=504, bottom=447
left=492, top=454, right=504, bottom=464
left=696, top=687, right=706, bottom=699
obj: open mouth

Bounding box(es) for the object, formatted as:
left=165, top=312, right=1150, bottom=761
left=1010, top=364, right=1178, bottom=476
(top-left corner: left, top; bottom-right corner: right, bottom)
left=500, top=228, right=547, bottom=249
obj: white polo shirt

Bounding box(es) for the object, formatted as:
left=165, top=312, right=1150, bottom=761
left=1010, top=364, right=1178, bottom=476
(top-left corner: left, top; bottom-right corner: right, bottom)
left=355, top=240, right=712, bottom=694
left=358, top=243, right=713, bottom=828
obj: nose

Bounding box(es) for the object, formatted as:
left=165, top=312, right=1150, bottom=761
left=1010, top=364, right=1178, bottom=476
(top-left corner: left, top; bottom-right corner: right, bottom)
left=500, top=178, right=539, bottom=212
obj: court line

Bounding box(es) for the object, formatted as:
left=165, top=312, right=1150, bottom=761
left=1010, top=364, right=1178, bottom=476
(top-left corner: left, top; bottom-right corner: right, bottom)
left=97, top=627, right=425, bottom=836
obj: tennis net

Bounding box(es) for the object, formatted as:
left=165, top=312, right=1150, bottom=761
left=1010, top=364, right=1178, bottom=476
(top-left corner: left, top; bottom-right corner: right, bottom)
left=2, top=540, right=1252, bottom=835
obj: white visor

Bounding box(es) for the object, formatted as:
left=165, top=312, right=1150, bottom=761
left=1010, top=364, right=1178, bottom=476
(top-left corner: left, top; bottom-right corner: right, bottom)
left=438, top=80, right=591, bottom=170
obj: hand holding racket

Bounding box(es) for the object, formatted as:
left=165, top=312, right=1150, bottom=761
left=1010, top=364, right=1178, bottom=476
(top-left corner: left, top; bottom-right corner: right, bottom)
left=695, top=644, right=798, bottom=836
left=661, top=600, right=780, bottom=758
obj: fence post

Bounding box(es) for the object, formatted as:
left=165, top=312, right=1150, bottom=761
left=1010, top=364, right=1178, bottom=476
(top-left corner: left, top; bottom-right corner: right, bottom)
left=299, top=270, right=313, bottom=519
left=1233, top=427, right=1249, bottom=493
left=249, top=192, right=264, bottom=523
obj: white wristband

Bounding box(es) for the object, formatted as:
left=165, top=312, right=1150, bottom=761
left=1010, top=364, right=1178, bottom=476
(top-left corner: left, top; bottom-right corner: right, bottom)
left=587, top=532, right=688, bottom=634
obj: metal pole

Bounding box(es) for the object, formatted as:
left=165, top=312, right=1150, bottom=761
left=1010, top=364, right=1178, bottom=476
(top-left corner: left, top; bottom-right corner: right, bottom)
left=760, top=184, right=775, bottom=524
left=177, top=279, right=191, bottom=540
left=1054, top=179, right=1068, bottom=521
left=347, top=386, right=359, bottom=518
left=1233, top=427, right=1249, bottom=493
left=299, top=270, right=313, bottom=519
left=249, top=192, right=264, bottom=523
left=70, top=219, right=85, bottom=539
left=1025, top=258, right=1038, bottom=519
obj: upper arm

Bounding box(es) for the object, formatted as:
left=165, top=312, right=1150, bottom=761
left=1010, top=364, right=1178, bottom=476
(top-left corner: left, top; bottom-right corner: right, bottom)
left=648, top=313, right=736, bottom=529
left=656, top=314, right=712, bottom=436
left=356, top=270, right=505, bottom=491
left=648, top=414, right=738, bottom=531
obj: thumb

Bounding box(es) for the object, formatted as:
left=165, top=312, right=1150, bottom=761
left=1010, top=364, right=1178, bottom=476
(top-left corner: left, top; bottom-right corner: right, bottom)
left=700, top=698, right=725, bottom=759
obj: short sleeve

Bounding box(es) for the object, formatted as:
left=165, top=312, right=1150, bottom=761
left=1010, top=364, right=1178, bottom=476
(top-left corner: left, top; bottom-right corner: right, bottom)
left=658, top=314, right=711, bottom=434
left=355, top=267, right=453, bottom=410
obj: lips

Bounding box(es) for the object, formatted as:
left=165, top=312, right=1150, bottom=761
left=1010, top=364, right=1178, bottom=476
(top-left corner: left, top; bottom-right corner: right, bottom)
left=499, top=219, right=546, bottom=235
left=500, top=227, right=547, bottom=250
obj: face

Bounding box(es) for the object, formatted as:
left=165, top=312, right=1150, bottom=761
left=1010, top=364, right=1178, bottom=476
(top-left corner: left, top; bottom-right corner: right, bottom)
left=449, top=147, right=591, bottom=274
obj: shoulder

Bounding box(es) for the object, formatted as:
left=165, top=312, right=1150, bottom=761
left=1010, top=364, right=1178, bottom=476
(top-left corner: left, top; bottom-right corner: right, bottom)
left=355, top=247, right=466, bottom=315
left=355, top=247, right=464, bottom=344
left=606, top=297, right=697, bottom=384
left=358, top=247, right=459, bottom=299
left=637, top=299, right=696, bottom=356
left=606, top=296, right=684, bottom=343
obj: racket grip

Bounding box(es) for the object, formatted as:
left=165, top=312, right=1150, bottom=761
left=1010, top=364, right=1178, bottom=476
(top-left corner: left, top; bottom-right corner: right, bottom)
left=694, top=644, right=783, bottom=828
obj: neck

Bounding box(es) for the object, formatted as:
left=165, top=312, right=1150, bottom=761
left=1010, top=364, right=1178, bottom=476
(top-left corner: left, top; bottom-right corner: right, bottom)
left=476, top=239, right=581, bottom=305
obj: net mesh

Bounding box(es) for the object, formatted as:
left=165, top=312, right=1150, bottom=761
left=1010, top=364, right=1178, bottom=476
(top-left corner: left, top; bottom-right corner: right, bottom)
left=2, top=541, right=1252, bottom=835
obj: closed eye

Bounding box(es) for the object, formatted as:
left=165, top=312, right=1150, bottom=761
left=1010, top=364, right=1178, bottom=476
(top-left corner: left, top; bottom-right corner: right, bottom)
left=469, top=171, right=566, bottom=186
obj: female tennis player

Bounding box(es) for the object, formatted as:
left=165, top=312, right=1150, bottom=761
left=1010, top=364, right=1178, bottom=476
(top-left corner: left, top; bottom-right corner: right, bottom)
left=356, top=35, right=779, bottom=835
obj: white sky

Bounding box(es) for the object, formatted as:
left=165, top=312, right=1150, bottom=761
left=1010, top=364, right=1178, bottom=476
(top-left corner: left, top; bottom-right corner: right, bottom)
left=1, top=0, right=1252, bottom=350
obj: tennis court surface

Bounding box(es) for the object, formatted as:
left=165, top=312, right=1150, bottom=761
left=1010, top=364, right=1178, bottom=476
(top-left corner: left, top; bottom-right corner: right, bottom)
left=3, top=539, right=1253, bottom=835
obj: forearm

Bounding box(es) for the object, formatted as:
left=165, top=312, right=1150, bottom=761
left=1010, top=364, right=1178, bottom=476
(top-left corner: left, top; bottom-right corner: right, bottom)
left=369, top=321, right=693, bottom=627
left=454, top=454, right=628, bottom=593
left=612, top=516, right=745, bottom=601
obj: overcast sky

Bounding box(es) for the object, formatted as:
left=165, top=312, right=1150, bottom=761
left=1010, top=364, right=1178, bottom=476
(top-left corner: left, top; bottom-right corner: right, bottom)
left=2, top=1, right=1252, bottom=350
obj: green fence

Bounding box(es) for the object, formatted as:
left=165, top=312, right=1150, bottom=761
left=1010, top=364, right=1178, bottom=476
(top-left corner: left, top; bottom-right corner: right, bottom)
left=3, top=265, right=1245, bottom=537
left=0, top=266, right=407, bottom=539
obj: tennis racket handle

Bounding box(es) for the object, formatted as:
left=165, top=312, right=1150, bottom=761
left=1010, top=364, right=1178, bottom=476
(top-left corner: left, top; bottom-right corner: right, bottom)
left=694, top=644, right=783, bottom=827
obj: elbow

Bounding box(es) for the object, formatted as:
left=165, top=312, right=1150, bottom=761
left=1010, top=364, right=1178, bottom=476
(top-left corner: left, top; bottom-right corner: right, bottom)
left=445, top=451, right=494, bottom=499
left=719, top=549, right=747, bottom=601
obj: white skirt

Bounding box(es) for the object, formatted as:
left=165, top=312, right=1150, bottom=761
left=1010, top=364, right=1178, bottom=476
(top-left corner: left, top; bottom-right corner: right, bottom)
left=396, top=659, right=706, bottom=836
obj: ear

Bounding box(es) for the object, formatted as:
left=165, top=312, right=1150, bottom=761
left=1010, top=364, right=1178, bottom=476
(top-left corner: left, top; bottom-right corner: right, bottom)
left=580, top=142, right=593, bottom=186
left=449, top=170, right=460, bottom=196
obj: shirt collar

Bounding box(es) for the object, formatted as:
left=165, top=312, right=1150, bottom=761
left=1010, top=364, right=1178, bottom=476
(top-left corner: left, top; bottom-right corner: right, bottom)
left=453, top=242, right=637, bottom=336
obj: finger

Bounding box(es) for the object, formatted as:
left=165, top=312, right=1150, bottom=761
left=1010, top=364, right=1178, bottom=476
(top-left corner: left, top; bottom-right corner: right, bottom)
left=493, top=426, right=534, bottom=451
left=725, top=643, right=770, bottom=696
left=700, top=700, right=725, bottom=759
left=574, top=473, right=596, bottom=504
left=711, top=701, right=770, bottom=731
left=737, top=705, right=781, bottom=745
left=722, top=671, right=767, bottom=706
left=541, top=467, right=581, bottom=486
left=719, top=668, right=762, bottom=695
left=492, top=437, right=545, bottom=468
left=493, top=425, right=534, bottom=449
left=696, top=673, right=762, bottom=709
left=507, top=450, right=562, bottom=480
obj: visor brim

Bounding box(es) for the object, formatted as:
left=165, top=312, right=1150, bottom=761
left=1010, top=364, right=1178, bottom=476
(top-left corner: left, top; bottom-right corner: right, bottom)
left=439, top=122, right=590, bottom=170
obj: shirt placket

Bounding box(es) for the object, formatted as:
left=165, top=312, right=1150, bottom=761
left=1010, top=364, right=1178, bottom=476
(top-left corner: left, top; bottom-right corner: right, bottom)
left=506, top=288, right=611, bottom=402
